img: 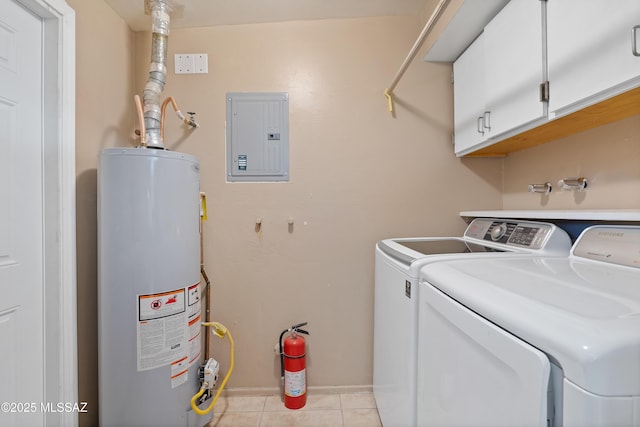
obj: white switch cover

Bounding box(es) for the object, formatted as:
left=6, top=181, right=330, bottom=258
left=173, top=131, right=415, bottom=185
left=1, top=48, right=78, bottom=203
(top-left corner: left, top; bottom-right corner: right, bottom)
left=194, top=54, right=208, bottom=74
left=175, top=54, right=194, bottom=74
left=174, top=53, right=208, bottom=74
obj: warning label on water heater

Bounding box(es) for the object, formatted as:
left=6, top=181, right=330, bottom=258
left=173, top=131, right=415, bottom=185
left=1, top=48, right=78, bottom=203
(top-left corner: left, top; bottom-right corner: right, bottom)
left=187, top=282, right=202, bottom=367
left=137, top=288, right=187, bottom=371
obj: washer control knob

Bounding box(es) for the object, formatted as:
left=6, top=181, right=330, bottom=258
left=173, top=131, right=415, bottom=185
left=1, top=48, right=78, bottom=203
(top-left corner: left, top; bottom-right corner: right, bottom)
left=491, top=222, right=508, bottom=241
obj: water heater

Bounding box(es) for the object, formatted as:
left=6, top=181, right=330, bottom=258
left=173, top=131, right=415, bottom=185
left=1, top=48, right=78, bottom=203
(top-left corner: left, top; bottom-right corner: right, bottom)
left=98, top=147, right=210, bottom=427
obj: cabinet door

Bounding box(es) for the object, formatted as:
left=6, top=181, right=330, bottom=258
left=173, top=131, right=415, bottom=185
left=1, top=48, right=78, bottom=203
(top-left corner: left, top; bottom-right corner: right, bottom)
left=484, top=0, right=546, bottom=137
left=453, top=33, right=486, bottom=155
left=548, top=0, right=640, bottom=116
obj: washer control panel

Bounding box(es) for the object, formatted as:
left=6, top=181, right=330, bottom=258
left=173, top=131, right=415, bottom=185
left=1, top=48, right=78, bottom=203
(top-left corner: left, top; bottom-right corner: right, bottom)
left=464, top=218, right=562, bottom=251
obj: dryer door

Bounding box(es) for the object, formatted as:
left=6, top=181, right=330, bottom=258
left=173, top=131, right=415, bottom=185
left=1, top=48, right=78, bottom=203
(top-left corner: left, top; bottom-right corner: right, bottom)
left=418, top=283, right=551, bottom=427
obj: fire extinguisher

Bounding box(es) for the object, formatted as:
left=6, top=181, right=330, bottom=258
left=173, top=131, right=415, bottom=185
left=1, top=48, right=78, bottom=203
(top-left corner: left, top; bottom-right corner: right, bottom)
left=279, top=322, right=310, bottom=409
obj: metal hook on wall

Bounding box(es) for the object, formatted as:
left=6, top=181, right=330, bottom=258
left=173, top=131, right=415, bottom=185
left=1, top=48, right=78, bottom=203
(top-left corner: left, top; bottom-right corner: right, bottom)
left=528, top=182, right=553, bottom=195
left=558, top=177, right=588, bottom=192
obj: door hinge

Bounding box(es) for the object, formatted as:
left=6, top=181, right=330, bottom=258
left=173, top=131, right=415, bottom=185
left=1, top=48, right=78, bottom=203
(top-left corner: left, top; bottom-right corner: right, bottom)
left=451, top=71, right=455, bottom=84
left=540, top=81, right=550, bottom=103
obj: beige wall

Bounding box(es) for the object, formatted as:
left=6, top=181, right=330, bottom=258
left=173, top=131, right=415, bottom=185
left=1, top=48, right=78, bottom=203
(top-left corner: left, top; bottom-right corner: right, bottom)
left=65, top=0, right=640, bottom=425
left=134, top=16, right=502, bottom=390
left=503, top=114, right=640, bottom=209
left=69, top=0, right=504, bottom=424
left=67, top=0, right=135, bottom=425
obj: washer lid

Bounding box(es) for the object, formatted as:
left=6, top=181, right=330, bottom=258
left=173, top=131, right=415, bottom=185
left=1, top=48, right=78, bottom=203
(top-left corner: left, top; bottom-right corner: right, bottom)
left=377, top=218, right=571, bottom=266
left=377, top=237, right=505, bottom=267
left=421, top=256, right=640, bottom=396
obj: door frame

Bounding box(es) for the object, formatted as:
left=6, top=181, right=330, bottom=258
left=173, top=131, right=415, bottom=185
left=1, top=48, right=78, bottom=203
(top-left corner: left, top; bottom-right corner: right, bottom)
left=16, top=0, right=77, bottom=425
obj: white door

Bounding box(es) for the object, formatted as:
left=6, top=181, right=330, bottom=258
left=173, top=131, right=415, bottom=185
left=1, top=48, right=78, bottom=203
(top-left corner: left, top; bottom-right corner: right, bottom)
left=417, top=283, right=550, bottom=427
left=0, top=1, right=45, bottom=426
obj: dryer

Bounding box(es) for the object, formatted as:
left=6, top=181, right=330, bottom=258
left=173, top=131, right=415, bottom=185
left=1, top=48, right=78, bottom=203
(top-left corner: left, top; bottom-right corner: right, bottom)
left=373, top=218, right=571, bottom=426
left=418, top=225, right=640, bottom=427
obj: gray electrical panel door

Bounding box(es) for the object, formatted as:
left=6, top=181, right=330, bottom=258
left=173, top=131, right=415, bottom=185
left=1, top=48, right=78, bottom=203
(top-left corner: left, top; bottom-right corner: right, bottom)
left=226, top=92, right=289, bottom=182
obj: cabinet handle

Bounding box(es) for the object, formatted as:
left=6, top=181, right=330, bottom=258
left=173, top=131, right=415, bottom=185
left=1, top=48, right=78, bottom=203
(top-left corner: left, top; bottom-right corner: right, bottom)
left=477, top=116, right=485, bottom=135
left=483, top=111, right=491, bottom=131
left=633, top=25, right=640, bottom=57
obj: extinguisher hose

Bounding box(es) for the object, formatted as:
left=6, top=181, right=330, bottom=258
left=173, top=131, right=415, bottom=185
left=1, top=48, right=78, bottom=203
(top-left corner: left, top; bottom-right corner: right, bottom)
left=190, top=322, right=235, bottom=416
left=278, top=328, right=287, bottom=384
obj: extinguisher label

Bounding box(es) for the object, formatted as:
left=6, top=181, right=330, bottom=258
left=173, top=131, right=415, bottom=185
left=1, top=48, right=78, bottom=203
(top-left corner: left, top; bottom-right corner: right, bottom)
left=284, top=369, right=306, bottom=398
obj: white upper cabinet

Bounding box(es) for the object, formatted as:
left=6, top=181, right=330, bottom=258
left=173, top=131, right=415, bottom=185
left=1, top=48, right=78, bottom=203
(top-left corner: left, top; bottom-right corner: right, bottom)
left=547, top=0, right=640, bottom=117
left=453, top=0, right=546, bottom=156
left=483, top=0, right=546, bottom=137
left=434, top=0, right=640, bottom=156
left=424, top=0, right=509, bottom=62
left=453, top=33, right=487, bottom=154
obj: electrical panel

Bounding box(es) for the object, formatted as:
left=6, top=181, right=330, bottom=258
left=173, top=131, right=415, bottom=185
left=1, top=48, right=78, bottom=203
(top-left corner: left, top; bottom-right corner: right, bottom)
left=226, top=92, right=289, bottom=182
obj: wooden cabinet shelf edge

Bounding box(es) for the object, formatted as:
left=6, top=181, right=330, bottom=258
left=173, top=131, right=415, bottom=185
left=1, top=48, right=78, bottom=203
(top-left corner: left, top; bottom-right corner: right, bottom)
left=463, top=86, right=640, bottom=158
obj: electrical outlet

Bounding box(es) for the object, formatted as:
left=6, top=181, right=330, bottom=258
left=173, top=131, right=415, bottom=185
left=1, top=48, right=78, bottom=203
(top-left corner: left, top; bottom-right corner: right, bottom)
left=199, top=358, right=219, bottom=389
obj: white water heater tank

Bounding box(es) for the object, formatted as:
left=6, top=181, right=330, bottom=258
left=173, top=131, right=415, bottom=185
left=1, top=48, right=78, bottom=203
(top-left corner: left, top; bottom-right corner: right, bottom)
left=98, top=148, right=209, bottom=427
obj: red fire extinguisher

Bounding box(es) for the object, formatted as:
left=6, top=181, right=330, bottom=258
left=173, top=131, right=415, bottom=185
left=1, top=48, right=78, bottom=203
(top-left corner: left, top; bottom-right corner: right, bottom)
left=279, top=322, right=310, bottom=409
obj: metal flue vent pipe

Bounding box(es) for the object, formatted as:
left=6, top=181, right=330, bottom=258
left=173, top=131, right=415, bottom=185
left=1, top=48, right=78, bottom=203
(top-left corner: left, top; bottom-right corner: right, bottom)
left=143, top=0, right=172, bottom=149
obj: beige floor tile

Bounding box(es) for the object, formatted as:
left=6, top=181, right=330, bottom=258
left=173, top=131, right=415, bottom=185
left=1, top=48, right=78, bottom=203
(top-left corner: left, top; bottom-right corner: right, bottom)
left=302, top=394, right=341, bottom=411
left=263, top=395, right=286, bottom=411
left=260, top=409, right=343, bottom=427
left=208, top=411, right=262, bottom=427
left=263, top=393, right=340, bottom=412
left=342, top=408, right=382, bottom=427
left=340, top=392, right=377, bottom=409
left=206, top=392, right=381, bottom=427
left=213, top=395, right=266, bottom=412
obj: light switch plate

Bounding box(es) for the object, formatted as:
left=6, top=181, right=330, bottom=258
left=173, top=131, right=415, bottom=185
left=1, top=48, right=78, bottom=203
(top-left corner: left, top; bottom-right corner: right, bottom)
left=174, top=53, right=208, bottom=74
left=174, top=54, right=195, bottom=74
left=194, top=54, right=208, bottom=74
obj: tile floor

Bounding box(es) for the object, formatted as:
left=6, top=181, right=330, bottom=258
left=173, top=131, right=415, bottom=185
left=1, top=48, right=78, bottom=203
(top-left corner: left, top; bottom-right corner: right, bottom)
left=207, top=392, right=382, bottom=427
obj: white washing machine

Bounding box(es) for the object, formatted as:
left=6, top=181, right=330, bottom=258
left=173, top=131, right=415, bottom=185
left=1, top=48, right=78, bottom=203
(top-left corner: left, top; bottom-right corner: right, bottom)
left=418, top=225, right=640, bottom=427
left=373, top=218, right=571, bottom=427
